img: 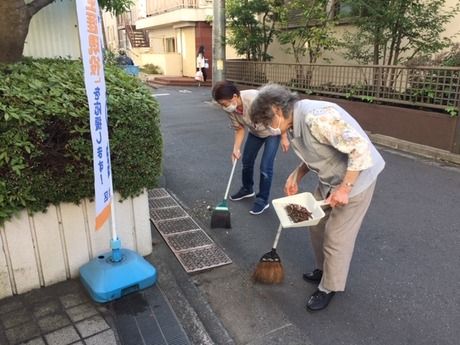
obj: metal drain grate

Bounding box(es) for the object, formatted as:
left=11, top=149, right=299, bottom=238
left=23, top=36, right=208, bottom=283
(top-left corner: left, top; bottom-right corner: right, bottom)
left=150, top=206, right=188, bottom=221
left=155, top=218, right=201, bottom=235
left=148, top=188, right=169, bottom=198
left=149, top=196, right=178, bottom=209
left=164, top=230, right=213, bottom=251
left=149, top=188, right=232, bottom=273
left=176, top=245, right=233, bottom=273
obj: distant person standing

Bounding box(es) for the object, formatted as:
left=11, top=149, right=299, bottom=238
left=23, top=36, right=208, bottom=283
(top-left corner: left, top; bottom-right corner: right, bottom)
left=196, top=45, right=207, bottom=82
left=116, top=50, right=134, bottom=66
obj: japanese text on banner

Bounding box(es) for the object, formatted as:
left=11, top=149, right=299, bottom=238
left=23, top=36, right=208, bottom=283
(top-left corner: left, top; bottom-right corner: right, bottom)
left=76, top=0, right=113, bottom=230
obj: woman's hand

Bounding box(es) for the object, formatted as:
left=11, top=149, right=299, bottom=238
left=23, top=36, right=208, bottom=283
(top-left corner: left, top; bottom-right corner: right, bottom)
left=327, top=185, right=350, bottom=208
left=232, top=149, right=241, bottom=162
left=280, top=134, right=290, bottom=152
left=284, top=169, right=299, bottom=196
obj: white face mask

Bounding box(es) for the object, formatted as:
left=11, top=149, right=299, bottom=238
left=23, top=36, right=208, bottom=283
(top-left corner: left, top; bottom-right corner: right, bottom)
left=267, top=115, right=281, bottom=136
left=223, top=103, right=237, bottom=113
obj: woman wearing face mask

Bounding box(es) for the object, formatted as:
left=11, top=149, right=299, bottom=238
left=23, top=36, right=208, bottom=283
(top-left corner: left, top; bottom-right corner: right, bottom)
left=212, top=81, right=290, bottom=215
left=249, top=83, right=385, bottom=311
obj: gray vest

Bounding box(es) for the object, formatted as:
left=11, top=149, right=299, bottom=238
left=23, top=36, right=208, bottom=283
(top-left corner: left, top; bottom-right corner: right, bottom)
left=290, top=110, right=347, bottom=190
left=290, top=100, right=385, bottom=199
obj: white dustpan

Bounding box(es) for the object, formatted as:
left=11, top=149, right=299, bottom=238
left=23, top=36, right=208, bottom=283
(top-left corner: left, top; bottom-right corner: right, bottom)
left=272, top=192, right=328, bottom=228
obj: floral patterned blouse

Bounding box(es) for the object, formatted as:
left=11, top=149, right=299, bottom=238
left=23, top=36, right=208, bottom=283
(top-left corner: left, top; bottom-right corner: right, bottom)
left=304, top=106, right=373, bottom=171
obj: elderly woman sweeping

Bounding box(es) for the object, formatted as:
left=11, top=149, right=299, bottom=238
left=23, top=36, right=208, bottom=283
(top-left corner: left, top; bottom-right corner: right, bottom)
left=249, top=84, right=385, bottom=312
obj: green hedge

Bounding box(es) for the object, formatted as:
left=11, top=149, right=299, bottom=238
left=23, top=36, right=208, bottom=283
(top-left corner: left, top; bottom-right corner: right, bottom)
left=0, top=58, right=163, bottom=225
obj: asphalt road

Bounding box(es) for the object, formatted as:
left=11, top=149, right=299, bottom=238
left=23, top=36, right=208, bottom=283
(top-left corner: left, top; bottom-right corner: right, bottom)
left=152, top=85, right=460, bottom=345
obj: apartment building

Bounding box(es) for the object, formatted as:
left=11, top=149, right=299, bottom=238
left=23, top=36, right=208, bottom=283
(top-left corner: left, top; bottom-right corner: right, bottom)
left=133, top=0, right=214, bottom=78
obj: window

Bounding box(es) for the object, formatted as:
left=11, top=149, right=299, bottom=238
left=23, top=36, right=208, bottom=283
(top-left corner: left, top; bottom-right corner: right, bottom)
left=164, top=37, right=176, bottom=53
left=332, top=0, right=368, bottom=19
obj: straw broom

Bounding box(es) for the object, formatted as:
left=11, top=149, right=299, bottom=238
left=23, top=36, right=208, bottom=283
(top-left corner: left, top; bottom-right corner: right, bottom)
left=252, top=223, right=284, bottom=284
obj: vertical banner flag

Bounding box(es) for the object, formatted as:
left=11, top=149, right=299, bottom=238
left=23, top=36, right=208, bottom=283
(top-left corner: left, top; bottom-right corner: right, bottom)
left=76, top=0, right=113, bottom=230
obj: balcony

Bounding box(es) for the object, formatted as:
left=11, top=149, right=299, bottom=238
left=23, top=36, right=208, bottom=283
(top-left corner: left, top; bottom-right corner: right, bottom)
left=147, top=0, right=201, bottom=16
left=137, top=1, right=212, bottom=30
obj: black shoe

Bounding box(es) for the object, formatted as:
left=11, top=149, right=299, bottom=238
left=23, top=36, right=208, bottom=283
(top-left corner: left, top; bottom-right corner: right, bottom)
left=302, top=269, right=323, bottom=284
left=306, top=289, right=335, bottom=312
left=230, top=188, right=255, bottom=201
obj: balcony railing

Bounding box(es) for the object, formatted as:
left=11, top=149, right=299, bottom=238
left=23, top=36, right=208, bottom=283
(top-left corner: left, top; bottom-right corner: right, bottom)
left=226, top=60, right=460, bottom=113
left=147, top=0, right=199, bottom=16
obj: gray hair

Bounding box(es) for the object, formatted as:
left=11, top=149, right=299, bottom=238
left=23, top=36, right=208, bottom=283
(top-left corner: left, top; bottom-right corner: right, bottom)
left=249, top=84, right=299, bottom=127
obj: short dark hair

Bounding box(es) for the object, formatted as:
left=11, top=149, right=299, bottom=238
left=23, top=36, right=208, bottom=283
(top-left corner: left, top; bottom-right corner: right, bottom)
left=212, top=81, right=240, bottom=101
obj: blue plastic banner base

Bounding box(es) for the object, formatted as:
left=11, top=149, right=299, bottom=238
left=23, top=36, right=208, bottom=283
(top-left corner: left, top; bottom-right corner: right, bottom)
left=79, top=248, right=157, bottom=303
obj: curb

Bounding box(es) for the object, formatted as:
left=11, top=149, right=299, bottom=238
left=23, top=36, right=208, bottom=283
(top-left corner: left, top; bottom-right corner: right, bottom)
left=368, top=132, right=460, bottom=166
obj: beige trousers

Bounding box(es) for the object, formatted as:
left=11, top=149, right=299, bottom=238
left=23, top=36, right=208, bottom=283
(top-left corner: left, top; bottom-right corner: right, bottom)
left=310, top=181, right=377, bottom=292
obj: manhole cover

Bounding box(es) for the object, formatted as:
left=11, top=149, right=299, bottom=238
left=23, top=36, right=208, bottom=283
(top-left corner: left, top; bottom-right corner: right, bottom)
left=150, top=207, right=187, bottom=221
left=176, top=245, right=232, bottom=273
left=149, top=188, right=169, bottom=199
left=164, top=230, right=213, bottom=251
left=149, top=197, right=178, bottom=209
left=153, top=217, right=201, bottom=235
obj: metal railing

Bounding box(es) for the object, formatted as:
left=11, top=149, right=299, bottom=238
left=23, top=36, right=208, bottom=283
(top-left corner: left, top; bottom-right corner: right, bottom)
left=226, top=61, right=460, bottom=112
left=147, top=0, right=198, bottom=16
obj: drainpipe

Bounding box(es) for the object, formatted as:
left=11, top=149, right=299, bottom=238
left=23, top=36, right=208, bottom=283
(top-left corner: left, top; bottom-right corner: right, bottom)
left=212, top=0, right=225, bottom=85
left=180, top=28, right=184, bottom=75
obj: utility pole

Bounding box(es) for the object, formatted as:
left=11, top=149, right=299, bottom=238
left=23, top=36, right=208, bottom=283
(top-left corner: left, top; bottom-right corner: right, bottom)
left=212, top=0, right=226, bottom=86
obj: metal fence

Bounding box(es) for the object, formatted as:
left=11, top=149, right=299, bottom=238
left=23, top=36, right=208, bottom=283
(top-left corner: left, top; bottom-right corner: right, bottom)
left=226, top=61, right=460, bottom=112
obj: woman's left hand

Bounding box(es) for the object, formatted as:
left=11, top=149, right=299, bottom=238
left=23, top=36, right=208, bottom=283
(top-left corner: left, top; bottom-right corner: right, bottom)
left=280, top=135, right=290, bottom=152
left=327, top=185, right=350, bottom=208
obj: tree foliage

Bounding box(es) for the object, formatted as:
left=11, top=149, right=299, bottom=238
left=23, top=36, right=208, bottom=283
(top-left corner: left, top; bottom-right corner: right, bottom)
left=339, top=0, right=460, bottom=66
left=226, top=0, right=286, bottom=61
left=277, top=0, right=337, bottom=64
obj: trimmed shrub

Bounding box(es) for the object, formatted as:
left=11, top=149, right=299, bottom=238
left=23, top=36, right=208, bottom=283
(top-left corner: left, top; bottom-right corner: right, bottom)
left=140, top=63, right=162, bottom=75
left=0, top=58, right=163, bottom=225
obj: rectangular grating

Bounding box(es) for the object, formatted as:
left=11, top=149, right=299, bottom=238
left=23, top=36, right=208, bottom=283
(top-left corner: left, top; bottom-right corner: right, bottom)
left=148, top=188, right=169, bottom=199
left=176, top=245, right=232, bottom=273
left=150, top=206, right=188, bottom=221
left=149, top=188, right=232, bottom=273
left=148, top=196, right=178, bottom=209
left=163, top=230, right=213, bottom=251
left=154, top=217, right=201, bottom=235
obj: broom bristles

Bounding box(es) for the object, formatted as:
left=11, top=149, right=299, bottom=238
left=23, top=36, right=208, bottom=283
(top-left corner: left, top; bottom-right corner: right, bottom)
left=210, top=209, right=231, bottom=229
left=252, top=248, right=284, bottom=284
left=252, top=261, right=284, bottom=284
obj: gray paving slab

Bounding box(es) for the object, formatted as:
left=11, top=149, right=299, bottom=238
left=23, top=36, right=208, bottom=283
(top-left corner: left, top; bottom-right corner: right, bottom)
left=59, top=292, right=91, bottom=309
left=37, top=313, right=71, bottom=333
left=5, top=322, right=41, bottom=344
left=84, top=329, right=118, bottom=345
left=66, top=303, right=99, bottom=322
left=44, top=325, right=80, bottom=345
left=18, top=337, right=46, bottom=345
left=1, top=308, right=32, bottom=328
left=32, top=300, right=61, bottom=319
left=74, top=315, right=110, bottom=338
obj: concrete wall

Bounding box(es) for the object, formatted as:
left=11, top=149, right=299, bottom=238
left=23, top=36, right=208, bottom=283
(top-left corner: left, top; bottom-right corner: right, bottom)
left=0, top=191, right=152, bottom=298
left=24, top=0, right=80, bottom=59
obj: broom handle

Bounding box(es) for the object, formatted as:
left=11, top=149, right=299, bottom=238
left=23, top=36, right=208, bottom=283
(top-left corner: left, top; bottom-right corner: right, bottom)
left=272, top=223, right=283, bottom=249
left=224, top=159, right=238, bottom=200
